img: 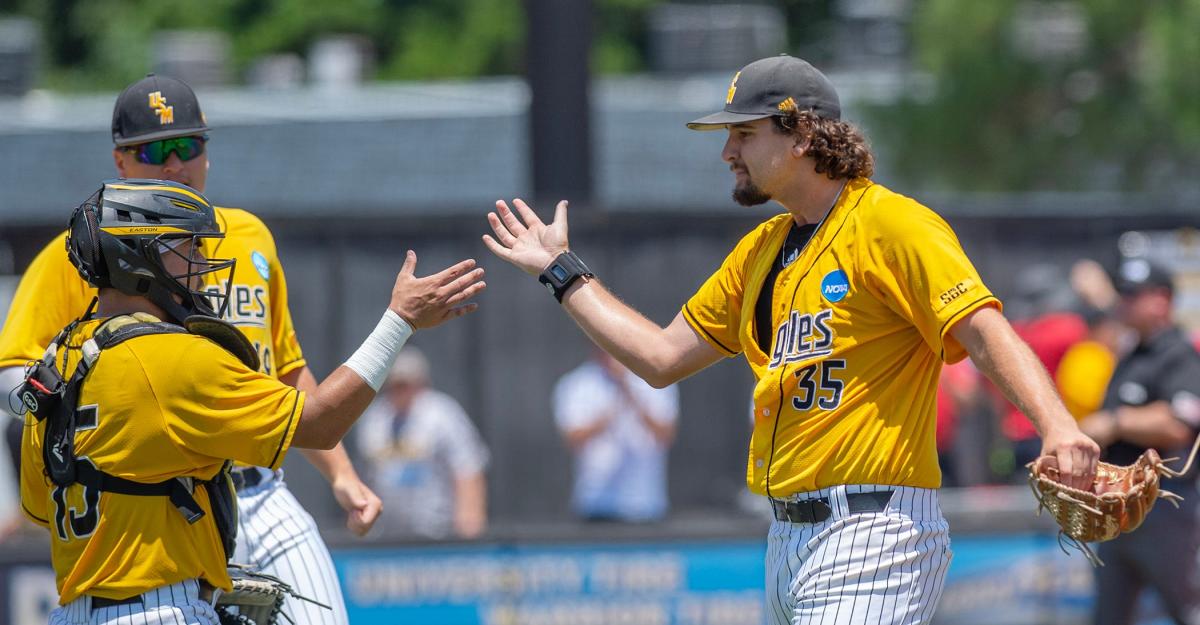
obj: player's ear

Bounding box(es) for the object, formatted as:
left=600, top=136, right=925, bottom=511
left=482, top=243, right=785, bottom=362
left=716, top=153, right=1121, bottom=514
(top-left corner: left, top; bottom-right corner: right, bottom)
left=791, top=136, right=810, bottom=159
left=113, top=149, right=128, bottom=177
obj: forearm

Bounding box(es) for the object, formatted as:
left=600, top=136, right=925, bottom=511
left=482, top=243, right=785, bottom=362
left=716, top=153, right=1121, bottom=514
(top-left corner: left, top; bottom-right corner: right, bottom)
left=563, top=418, right=612, bottom=451
left=561, top=280, right=703, bottom=387
left=625, top=397, right=675, bottom=444
left=282, top=366, right=363, bottom=481
left=454, top=473, right=487, bottom=538
left=1114, top=402, right=1193, bottom=450
left=638, top=413, right=676, bottom=445
left=293, top=367, right=379, bottom=449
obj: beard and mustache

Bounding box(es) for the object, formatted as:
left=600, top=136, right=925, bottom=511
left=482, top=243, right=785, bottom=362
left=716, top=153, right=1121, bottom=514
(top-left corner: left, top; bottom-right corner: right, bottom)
left=731, top=167, right=771, bottom=206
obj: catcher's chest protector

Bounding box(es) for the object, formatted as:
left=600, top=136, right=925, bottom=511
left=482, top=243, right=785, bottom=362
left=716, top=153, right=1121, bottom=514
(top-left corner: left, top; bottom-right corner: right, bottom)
left=18, top=313, right=240, bottom=561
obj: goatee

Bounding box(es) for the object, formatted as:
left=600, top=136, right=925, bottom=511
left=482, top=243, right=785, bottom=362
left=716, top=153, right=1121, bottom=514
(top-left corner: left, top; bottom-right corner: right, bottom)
left=732, top=181, right=771, bottom=206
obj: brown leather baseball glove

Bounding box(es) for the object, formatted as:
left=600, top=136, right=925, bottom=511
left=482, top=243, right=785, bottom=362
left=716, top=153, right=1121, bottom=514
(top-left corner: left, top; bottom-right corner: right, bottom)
left=1027, top=434, right=1200, bottom=566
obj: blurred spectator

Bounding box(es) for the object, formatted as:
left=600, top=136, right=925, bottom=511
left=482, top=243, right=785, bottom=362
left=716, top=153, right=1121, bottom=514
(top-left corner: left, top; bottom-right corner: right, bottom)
left=996, top=263, right=1088, bottom=472
left=553, top=350, right=679, bottom=522
left=1078, top=258, right=1200, bottom=625
left=1055, top=305, right=1127, bottom=419
left=936, top=360, right=983, bottom=486
left=355, top=348, right=489, bottom=539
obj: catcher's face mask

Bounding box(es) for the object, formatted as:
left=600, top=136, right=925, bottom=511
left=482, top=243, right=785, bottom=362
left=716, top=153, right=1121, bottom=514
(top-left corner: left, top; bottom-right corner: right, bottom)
left=151, top=233, right=235, bottom=319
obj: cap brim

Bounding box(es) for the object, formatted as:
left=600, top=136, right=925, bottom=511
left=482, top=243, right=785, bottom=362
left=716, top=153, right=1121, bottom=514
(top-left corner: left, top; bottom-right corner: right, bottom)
left=686, top=111, right=774, bottom=131
left=114, top=124, right=210, bottom=147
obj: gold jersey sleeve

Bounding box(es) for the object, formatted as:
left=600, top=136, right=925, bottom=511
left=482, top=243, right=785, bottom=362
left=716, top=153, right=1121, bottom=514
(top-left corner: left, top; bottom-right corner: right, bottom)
left=20, top=320, right=303, bottom=604
left=0, top=232, right=96, bottom=369
left=684, top=179, right=999, bottom=497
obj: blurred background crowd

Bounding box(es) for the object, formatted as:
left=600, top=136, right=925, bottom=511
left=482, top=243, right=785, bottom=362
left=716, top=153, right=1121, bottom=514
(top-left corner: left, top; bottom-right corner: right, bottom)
left=0, top=1, right=1198, bottom=623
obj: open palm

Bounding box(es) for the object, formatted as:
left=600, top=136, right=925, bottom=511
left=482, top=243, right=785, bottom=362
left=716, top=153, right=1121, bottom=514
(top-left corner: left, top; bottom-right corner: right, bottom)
left=482, top=198, right=570, bottom=275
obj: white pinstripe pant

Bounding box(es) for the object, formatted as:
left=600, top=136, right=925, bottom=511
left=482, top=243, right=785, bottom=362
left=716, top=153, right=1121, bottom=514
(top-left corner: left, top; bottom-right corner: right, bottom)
left=765, top=484, right=952, bottom=625
left=49, top=580, right=219, bottom=625
left=233, top=473, right=349, bottom=625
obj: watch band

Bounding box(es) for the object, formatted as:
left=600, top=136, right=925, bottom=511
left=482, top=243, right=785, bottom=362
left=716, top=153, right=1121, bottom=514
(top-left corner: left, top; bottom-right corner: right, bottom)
left=538, top=251, right=594, bottom=303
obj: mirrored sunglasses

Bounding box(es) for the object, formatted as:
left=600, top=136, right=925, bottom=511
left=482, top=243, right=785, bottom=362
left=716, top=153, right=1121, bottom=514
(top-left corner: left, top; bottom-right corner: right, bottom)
left=125, top=135, right=208, bottom=165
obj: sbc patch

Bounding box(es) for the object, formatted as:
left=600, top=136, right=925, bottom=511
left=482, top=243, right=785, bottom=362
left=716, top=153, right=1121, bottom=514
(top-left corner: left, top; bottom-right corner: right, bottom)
left=820, top=269, right=850, bottom=303
left=934, top=279, right=976, bottom=312
left=251, top=251, right=270, bottom=281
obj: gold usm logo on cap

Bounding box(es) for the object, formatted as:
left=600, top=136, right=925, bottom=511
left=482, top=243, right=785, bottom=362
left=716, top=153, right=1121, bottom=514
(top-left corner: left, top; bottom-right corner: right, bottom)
left=726, top=71, right=741, bottom=104
left=148, top=91, right=174, bottom=125
left=777, top=97, right=798, bottom=112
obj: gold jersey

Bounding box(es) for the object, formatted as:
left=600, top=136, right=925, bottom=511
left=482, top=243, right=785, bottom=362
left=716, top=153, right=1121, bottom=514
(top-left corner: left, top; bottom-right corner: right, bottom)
left=0, top=207, right=305, bottom=378
left=683, top=178, right=999, bottom=497
left=20, top=317, right=302, bottom=604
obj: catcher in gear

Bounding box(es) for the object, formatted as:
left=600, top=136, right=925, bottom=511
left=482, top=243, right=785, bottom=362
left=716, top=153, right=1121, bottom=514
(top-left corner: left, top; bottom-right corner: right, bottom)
left=0, top=73, right=383, bottom=625
left=18, top=180, right=484, bottom=625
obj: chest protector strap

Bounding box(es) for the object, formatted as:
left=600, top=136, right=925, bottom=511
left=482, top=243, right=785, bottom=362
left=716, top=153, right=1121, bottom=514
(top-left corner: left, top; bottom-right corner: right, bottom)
left=22, top=313, right=240, bottom=560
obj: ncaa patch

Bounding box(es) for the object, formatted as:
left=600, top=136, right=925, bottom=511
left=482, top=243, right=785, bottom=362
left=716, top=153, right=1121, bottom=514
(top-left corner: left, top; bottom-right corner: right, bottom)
left=251, top=251, right=270, bottom=281
left=821, top=269, right=850, bottom=303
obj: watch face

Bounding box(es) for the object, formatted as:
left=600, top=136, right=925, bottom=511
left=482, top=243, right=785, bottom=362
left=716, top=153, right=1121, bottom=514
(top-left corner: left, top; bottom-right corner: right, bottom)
left=551, top=265, right=569, bottom=282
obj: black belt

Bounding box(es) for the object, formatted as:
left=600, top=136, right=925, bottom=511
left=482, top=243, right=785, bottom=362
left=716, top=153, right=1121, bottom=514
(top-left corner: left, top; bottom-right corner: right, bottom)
left=92, top=595, right=142, bottom=610
left=771, top=490, right=894, bottom=523
left=231, top=467, right=266, bottom=491
left=90, top=581, right=215, bottom=611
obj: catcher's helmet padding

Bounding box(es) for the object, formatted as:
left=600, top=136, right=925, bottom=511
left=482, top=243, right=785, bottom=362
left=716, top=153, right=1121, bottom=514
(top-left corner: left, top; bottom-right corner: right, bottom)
left=66, top=179, right=235, bottom=324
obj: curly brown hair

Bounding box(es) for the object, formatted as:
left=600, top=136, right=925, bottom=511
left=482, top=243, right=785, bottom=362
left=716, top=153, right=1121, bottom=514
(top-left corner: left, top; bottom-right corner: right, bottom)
left=771, top=111, right=874, bottom=180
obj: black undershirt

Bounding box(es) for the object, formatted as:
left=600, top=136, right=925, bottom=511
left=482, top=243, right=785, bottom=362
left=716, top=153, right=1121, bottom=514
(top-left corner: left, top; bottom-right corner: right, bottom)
left=755, top=223, right=818, bottom=354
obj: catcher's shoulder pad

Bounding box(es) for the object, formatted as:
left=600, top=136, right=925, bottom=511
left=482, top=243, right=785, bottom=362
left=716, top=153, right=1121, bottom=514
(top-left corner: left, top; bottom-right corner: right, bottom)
left=184, top=315, right=260, bottom=371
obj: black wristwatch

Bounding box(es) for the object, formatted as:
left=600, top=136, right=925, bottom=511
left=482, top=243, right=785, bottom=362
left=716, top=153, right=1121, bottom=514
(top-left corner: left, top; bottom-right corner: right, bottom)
left=539, top=251, right=593, bottom=303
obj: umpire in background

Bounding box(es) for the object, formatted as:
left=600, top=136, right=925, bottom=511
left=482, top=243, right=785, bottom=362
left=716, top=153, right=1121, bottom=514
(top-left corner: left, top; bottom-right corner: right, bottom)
left=1080, top=258, right=1200, bottom=625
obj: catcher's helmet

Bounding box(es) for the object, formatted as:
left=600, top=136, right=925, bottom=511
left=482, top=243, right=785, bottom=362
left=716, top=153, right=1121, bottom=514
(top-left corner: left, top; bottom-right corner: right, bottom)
left=66, top=179, right=235, bottom=323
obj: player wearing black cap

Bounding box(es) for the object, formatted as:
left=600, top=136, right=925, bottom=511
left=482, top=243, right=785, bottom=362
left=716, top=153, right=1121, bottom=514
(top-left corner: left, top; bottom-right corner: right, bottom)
left=1080, top=257, right=1200, bottom=625
left=484, top=54, right=1099, bottom=625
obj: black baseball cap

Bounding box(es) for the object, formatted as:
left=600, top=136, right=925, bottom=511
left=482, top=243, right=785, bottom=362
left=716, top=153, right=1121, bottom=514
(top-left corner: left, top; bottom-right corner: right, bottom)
left=687, top=55, right=841, bottom=131
left=111, top=74, right=210, bottom=147
left=1114, top=258, right=1174, bottom=295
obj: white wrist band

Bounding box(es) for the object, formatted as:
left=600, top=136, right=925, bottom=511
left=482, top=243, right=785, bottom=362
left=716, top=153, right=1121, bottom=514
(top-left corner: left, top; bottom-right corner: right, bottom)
left=344, top=310, right=414, bottom=391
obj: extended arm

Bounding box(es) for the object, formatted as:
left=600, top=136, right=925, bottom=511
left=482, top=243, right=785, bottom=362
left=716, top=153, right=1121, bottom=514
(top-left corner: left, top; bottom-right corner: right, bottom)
left=950, top=306, right=1099, bottom=489
left=483, top=199, right=723, bottom=388
left=291, top=252, right=485, bottom=449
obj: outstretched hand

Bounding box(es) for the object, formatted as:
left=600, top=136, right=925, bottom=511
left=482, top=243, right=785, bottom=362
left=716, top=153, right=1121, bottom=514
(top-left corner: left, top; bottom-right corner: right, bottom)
left=389, top=251, right=486, bottom=329
left=482, top=199, right=570, bottom=275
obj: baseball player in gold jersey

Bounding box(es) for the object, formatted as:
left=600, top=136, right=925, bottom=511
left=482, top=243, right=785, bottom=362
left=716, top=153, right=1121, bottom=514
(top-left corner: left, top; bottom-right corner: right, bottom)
left=484, top=55, right=1099, bottom=624
left=20, top=179, right=484, bottom=624
left=0, top=74, right=381, bottom=624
